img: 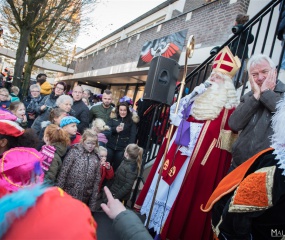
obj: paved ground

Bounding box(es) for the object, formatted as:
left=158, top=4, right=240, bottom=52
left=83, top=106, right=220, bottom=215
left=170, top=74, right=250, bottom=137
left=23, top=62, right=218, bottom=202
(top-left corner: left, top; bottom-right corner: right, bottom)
left=93, top=210, right=147, bottom=240
left=93, top=211, right=117, bottom=240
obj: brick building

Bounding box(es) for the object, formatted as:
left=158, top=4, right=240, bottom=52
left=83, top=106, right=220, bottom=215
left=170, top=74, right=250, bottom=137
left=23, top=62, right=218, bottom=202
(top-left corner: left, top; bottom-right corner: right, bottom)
left=56, top=0, right=280, bottom=105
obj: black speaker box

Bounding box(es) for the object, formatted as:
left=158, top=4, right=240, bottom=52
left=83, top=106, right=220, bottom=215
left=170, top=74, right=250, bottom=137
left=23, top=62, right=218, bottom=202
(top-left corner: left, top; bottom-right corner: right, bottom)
left=143, top=56, right=179, bottom=105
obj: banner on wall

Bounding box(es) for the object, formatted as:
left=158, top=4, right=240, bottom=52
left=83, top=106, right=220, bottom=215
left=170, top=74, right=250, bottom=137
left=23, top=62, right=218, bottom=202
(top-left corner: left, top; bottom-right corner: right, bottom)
left=137, top=29, right=188, bottom=68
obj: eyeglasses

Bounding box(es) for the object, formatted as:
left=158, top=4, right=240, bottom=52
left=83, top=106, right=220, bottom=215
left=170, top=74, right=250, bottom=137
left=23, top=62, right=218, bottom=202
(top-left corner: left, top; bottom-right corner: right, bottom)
left=55, top=87, right=64, bottom=91
left=0, top=94, right=8, bottom=97
left=31, top=90, right=40, bottom=93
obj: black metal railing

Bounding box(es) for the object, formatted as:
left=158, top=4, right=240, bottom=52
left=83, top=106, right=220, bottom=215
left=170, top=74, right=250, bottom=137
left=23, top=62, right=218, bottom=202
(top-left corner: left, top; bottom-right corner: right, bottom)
left=177, top=0, right=284, bottom=97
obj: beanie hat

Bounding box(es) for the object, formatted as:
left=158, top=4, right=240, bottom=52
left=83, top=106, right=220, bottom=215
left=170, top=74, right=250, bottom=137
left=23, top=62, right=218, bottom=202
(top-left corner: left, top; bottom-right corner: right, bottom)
left=60, top=116, right=80, bottom=128
left=0, top=120, right=25, bottom=137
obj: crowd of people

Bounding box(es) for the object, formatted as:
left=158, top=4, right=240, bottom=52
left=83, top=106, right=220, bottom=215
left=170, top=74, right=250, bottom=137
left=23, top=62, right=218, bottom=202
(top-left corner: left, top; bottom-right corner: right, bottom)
left=0, top=72, right=145, bottom=238
left=1, top=17, right=285, bottom=239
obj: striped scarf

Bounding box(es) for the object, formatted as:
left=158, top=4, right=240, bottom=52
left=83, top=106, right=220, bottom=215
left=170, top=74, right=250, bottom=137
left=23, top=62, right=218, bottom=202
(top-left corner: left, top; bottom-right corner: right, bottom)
left=40, top=145, right=56, bottom=172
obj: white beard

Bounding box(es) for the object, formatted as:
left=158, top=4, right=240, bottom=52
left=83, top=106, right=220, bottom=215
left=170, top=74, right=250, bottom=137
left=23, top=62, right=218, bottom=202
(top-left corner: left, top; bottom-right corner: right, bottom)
left=191, top=81, right=227, bottom=120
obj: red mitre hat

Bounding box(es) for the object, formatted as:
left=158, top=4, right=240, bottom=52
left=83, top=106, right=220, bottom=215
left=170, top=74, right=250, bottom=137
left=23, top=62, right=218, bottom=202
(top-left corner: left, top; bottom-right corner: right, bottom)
left=212, top=46, right=241, bottom=78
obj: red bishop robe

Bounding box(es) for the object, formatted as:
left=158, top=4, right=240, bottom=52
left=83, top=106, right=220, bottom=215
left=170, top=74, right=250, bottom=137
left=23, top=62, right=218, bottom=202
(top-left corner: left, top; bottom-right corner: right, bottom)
left=135, top=108, right=236, bottom=240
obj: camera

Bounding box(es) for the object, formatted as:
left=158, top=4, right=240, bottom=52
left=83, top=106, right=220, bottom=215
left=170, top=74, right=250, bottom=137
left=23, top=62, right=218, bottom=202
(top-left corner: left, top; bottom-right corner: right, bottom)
left=232, top=24, right=244, bottom=34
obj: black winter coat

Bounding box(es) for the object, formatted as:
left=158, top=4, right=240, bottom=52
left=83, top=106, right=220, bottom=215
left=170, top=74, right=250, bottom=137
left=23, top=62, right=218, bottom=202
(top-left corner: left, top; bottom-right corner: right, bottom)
left=71, top=99, right=90, bottom=134
left=106, top=116, right=137, bottom=151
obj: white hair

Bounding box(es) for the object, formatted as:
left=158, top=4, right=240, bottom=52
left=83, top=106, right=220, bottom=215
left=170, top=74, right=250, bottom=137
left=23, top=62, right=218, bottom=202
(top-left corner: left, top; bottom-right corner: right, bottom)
left=56, top=95, right=73, bottom=106
left=92, top=118, right=110, bottom=133
left=247, top=54, right=276, bottom=72
left=29, top=84, right=41, bottom=92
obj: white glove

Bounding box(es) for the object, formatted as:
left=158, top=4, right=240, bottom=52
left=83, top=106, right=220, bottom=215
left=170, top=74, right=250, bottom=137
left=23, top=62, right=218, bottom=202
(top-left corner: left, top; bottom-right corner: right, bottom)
left=169, top=113, right=182, bottom=126
left=193, top=83, right=207, bottom=95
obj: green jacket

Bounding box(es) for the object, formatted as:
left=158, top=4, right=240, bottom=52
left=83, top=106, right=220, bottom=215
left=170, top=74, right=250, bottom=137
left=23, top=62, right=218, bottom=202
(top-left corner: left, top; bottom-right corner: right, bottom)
left=44, top=143, right=67, bottom=184
left=89, top=103, right=112, bottom=123
left=109, top=157, right=138, bottom=201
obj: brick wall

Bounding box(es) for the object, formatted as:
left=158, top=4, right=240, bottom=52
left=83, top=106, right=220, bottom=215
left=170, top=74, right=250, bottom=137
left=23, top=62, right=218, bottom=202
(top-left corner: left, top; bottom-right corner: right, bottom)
left=75, top=0, right=250, bottom=74
left=183, top=0, right=206, bottom=13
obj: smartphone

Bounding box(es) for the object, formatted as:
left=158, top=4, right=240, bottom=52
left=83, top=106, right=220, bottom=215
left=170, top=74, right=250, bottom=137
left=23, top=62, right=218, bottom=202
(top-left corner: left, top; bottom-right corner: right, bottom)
left=120, top=122, right=124, bottom=128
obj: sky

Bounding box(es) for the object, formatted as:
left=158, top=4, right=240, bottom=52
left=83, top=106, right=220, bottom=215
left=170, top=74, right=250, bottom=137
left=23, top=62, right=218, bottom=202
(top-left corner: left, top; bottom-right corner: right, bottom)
left=76, top=0, right=165, bottom=49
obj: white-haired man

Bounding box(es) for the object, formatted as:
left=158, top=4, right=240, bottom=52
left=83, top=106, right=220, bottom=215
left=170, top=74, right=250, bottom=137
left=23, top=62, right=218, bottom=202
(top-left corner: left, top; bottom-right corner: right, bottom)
left=202, top=95, right=285, bottom=239
left=135, top=46, right=240, bottom=240
left=229, top=54, right=285, bottom=171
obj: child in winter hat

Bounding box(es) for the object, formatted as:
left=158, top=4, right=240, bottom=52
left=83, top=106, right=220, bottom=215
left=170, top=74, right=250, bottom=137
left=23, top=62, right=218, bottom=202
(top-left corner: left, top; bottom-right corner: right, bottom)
left=60, top=116, right=81, bottom=145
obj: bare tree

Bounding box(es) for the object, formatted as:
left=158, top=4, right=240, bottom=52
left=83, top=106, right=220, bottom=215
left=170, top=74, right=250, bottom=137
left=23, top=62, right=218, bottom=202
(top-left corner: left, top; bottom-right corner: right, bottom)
left=1, top=0, right=96, bottom=94
left=22, top=2, right=81, bottom=95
